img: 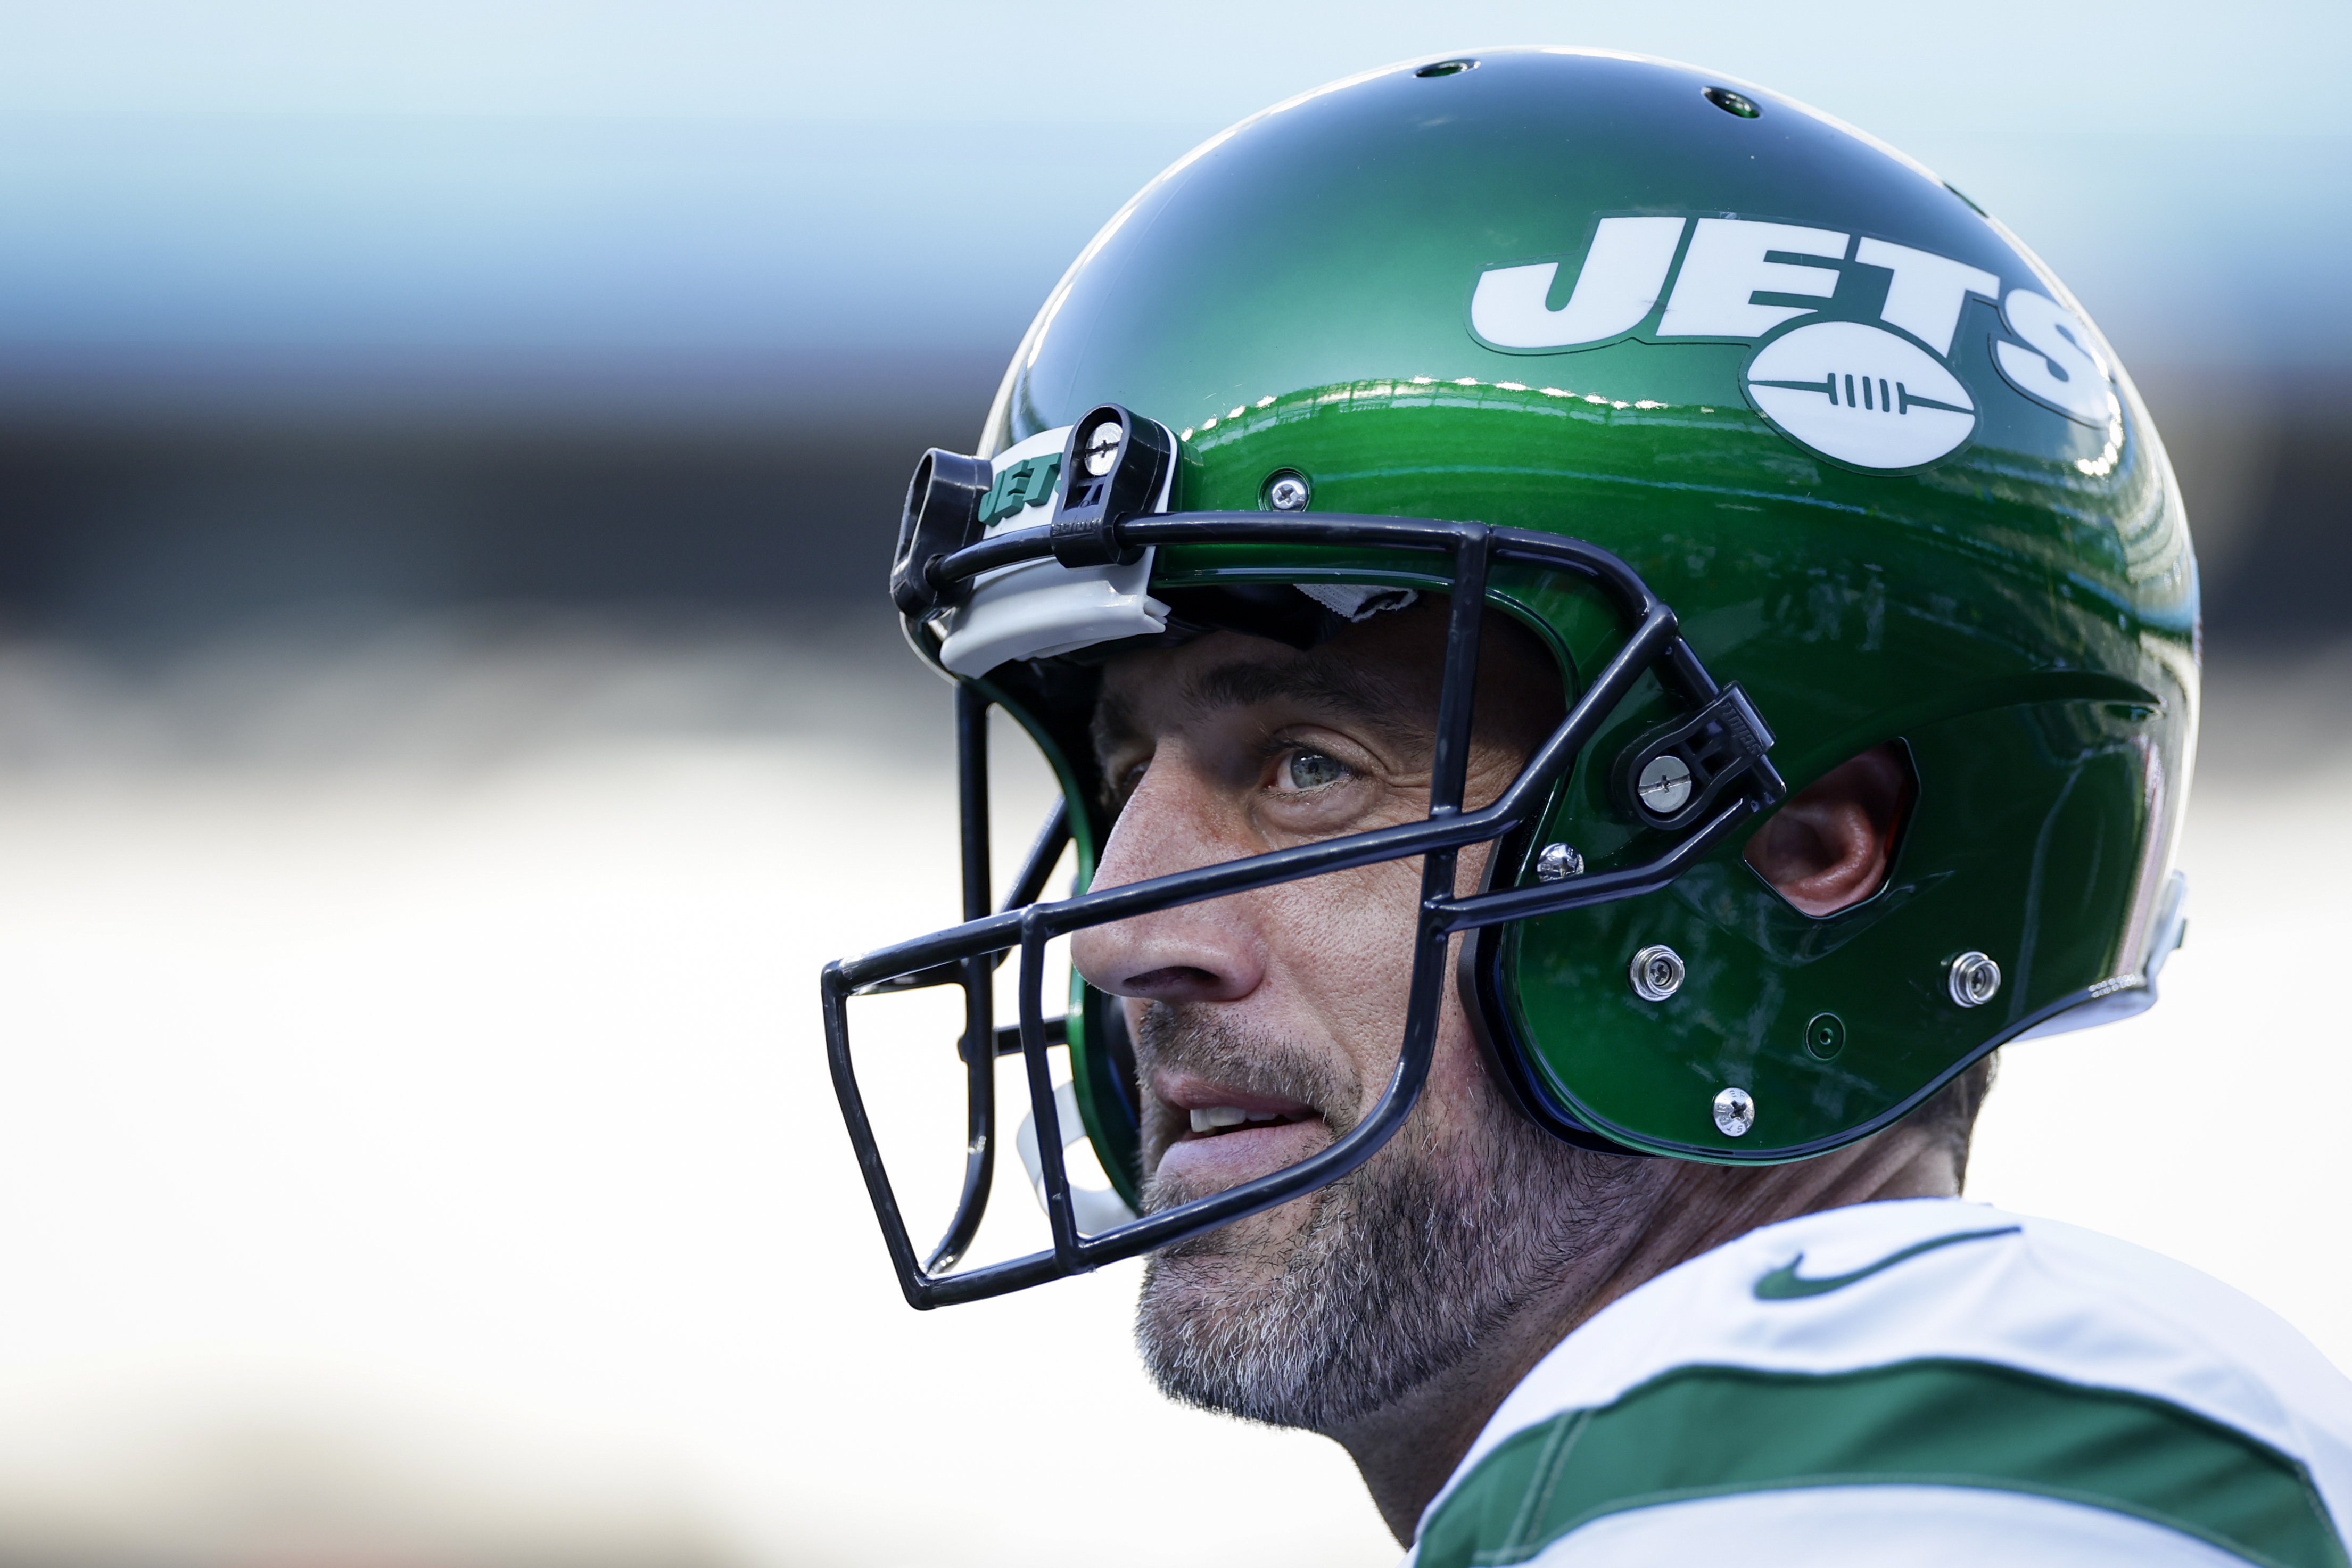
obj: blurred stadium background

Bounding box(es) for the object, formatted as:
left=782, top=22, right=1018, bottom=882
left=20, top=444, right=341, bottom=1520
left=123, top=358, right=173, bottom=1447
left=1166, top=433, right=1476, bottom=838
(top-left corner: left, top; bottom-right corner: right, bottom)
left=0, top=3, right=2345, bottom=1564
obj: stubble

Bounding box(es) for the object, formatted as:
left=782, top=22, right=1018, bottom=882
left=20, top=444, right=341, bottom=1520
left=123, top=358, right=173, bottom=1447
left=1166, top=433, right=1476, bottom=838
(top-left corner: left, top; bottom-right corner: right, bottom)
left=1131, top=1003, right=1661, bottom=1432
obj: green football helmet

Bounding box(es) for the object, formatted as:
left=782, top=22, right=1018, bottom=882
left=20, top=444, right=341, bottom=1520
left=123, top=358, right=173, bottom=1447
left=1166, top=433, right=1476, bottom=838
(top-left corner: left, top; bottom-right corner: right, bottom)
left=825, top=47, right=2196, bottom=1308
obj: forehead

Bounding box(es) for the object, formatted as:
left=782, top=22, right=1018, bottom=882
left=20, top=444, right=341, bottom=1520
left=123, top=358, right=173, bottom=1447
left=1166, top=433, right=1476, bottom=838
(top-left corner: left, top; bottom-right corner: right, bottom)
left=1091, top=620, right=1441, bottom=750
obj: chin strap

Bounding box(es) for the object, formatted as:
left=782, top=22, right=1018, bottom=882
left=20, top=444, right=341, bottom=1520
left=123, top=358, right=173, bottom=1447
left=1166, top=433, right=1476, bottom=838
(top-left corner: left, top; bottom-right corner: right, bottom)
left=1016, top=1079, right=1140, bottom=1235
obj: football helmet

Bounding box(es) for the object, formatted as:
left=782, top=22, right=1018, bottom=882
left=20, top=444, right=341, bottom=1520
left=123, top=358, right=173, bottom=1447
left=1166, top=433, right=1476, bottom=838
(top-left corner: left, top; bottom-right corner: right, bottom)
left=823, top=48, right=2196, bottom=1308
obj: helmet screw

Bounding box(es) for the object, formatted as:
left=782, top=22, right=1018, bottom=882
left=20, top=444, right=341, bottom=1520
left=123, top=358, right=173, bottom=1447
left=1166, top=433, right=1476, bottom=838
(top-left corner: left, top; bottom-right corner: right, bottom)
left=1637, top=753, right=1694, bottom=816
left=1713, top=1086, right=1756, bottom=1136
left=1630, top=944, right=1685, bottom=1002
left=1704, top=86, right=1760, bottom=119
left=1266, top=471, right=1311, bottom=511
left=1535, top=842, right=1584, bottom=882
left=1949, top=952, right=2002, bottom=1008
left=1083, top=419, right=1123, bottom=477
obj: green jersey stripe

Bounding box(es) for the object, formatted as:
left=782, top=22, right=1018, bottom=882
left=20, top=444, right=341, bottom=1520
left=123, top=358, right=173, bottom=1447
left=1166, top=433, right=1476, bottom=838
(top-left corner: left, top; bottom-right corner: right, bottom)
left=1417, top=1359, right=2348, bottom=1568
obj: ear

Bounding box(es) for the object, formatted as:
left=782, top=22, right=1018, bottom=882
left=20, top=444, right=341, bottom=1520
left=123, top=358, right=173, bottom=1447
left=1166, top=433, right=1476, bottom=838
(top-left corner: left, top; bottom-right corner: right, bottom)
left=1743, top=744, right=1911, bottom=918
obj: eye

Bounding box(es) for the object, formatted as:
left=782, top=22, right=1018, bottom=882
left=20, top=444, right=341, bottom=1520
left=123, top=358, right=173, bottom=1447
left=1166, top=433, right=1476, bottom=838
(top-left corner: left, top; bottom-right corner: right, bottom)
left=1274, top=749, right=1350, bottom=793
left=1104, top=760, right=1148, bottom=813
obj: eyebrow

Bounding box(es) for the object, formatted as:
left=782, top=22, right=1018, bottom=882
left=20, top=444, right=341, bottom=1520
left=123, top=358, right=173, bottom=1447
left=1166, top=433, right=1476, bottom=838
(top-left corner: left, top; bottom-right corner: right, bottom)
left=1091, top=656, right=1427, bottom=765
left=1186, top=659, right=1416, bottom=723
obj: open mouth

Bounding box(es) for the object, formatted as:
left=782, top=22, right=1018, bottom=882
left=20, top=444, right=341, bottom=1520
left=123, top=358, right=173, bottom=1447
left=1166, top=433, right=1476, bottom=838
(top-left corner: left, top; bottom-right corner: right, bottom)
left=1186, top=1105, right=1316, bottom=1137
left=1152, top=1080, right=1329, bottom=1192
left=1152, top=1073, right=1327, bottom=1180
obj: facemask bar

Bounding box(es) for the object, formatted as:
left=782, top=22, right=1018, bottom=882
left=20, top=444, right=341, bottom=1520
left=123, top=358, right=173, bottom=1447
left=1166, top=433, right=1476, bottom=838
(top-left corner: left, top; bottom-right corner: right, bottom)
left=821, top=515, right=1785, bottom=1309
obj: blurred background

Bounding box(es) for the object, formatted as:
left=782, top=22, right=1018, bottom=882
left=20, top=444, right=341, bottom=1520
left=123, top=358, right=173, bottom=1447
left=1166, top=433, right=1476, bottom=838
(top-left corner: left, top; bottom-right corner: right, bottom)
left=0, top=2, right=2345, bottom=1564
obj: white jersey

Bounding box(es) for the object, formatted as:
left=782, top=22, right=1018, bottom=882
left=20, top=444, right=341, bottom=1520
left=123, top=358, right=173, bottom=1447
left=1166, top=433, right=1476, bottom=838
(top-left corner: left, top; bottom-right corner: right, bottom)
left=1409, top=1198, right=2352, bottom=1567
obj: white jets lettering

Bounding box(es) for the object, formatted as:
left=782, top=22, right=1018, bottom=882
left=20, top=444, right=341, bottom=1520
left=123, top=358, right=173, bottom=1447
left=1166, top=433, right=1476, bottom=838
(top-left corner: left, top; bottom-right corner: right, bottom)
left=1657, top=219, right=1847, bottom=338
left=1853, top=238, right=2000, bottom=356
left=1469, top=216, right=1685, bottom=350
left=1994, top=288, right=2114, bottom=427
left=1470, top=218, right=2010, bottom=356
left=1466, top=212, right=2114, bottom=472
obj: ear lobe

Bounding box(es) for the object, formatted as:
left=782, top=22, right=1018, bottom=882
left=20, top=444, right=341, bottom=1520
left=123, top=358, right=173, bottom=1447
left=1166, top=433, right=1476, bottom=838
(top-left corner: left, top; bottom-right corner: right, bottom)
left=1744, top=744, right=1911, bottom=918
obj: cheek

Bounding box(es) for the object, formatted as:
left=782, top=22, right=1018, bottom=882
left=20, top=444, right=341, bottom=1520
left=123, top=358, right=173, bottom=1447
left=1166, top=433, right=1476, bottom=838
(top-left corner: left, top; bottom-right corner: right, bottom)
left=1252, top=854, right=1444, bottom=1078
left=1426, top=987, right=1497, bottom=1137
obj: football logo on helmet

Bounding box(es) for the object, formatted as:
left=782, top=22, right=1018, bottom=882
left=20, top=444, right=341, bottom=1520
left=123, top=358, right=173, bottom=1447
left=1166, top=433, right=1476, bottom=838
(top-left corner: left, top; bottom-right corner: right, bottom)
left=1468, top=215, right=2110, bottom=472
left=1745, top=321, right=1975, bottom=469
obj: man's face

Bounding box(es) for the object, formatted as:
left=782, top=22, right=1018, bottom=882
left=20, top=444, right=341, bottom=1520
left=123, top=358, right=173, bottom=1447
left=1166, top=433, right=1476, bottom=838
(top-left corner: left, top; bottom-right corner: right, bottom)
left=1070, top=602, right=1659, bottom=1431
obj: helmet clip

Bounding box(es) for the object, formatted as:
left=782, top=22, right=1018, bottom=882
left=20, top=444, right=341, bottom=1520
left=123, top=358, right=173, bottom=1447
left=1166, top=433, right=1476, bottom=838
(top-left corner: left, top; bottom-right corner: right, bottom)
left=1049, top=404, right=1171, bottom=569
left=1612, top=683, right=1778, bottom=833
left=889, top=449, right=993, bottom=617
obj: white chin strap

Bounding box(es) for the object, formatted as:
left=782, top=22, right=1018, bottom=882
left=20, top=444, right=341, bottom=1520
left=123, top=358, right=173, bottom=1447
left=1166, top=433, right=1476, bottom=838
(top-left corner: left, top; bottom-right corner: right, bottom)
left=1016, top=1078, right=1140, bottom=1235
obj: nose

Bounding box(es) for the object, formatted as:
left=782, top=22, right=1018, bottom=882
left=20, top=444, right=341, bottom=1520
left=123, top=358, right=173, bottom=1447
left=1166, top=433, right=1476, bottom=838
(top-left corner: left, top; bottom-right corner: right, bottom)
left=1069, top=755, right=1266, bottom=1005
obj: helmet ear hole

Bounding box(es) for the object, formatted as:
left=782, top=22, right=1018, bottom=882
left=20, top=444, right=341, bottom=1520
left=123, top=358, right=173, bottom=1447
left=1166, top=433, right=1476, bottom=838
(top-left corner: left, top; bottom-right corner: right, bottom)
left=1743, top=741, right=1917, bottom=919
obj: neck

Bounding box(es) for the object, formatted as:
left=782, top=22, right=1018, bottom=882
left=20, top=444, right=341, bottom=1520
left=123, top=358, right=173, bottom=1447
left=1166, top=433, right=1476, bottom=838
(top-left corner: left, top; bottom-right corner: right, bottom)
left=1327, top=1126, right=1960, bottom=1545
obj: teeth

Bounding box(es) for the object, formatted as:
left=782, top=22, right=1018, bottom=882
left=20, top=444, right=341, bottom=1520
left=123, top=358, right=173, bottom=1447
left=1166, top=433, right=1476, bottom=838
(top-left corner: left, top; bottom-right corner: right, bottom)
left=1189, top=1105, right=1291, bottom=1134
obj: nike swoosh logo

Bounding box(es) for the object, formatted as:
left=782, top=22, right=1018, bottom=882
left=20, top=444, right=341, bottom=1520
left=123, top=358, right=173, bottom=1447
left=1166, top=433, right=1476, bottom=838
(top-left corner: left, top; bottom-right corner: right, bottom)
left=1753, top=1225, right=2022, bottom=1300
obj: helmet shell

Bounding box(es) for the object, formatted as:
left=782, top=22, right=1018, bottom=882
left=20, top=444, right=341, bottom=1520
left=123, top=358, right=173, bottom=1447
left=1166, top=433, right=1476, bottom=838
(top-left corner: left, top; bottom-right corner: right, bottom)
left=975, top=48, right=2196, bottom=1164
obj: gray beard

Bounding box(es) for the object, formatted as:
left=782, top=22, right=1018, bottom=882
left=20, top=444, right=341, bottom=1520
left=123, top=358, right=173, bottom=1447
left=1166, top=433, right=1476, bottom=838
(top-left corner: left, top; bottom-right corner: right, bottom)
left=1131, top=1004, right=1661, bottom=1433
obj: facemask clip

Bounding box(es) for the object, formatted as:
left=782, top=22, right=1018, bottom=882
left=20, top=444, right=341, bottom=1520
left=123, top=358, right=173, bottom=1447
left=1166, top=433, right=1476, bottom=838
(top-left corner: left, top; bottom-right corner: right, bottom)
left=889, top=449, right=993, bottom=617
left=1049, top=405, right=1171, bottom=568
left=1613, top=683, right=1777, bottom=832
